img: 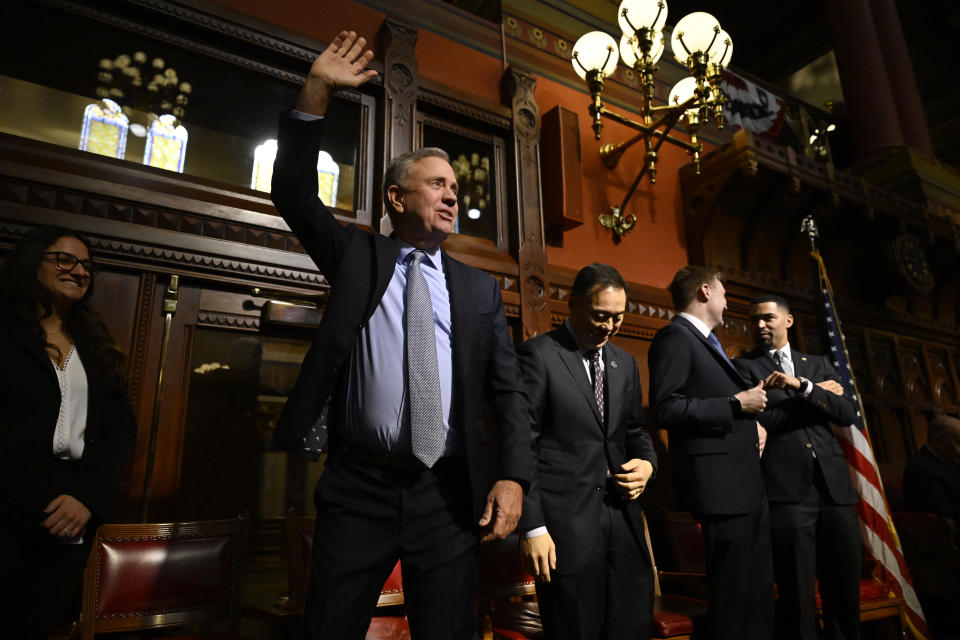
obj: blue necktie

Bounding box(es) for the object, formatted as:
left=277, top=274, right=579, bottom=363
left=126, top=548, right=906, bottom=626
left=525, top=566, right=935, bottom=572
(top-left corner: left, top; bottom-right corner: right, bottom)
left=708, top=331, right=733, bottom=366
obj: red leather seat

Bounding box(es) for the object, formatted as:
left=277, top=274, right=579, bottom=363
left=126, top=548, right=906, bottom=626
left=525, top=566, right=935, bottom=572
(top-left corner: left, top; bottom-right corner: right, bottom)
left=80, top=515, right=249, bottom=639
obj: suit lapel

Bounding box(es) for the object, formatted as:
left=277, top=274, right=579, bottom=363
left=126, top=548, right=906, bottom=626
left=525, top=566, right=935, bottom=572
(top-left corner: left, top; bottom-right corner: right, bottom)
left=10, top=320, right=57, bottom=383
left=792, top=350, right=810, bottom=378
left=442, top=251, right=471, bottom=428
left=552, top=328, right=603, bottom=429
left=367, top=232, right=402, bottom=321
left=602, top=344, right=618, bottom=437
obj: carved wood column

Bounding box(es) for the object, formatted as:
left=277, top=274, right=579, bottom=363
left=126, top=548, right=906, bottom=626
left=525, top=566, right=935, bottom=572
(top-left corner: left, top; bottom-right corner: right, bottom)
left=377, top=19, right=418, bottom=233
left=502, top=66, right=551, bottom=339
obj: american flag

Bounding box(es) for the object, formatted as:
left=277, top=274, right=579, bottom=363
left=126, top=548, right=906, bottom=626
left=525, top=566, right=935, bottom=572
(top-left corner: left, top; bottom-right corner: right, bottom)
left=811, top=249, right=929, bottom=640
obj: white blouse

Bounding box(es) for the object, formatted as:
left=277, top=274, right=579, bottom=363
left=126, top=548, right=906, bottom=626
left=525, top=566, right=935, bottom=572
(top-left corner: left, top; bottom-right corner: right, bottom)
left=51, top=346, right=88, bottom=460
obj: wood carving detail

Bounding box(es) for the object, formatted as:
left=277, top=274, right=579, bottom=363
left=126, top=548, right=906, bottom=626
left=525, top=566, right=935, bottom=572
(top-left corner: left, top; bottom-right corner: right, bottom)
left=126, top=272, right=156, bottom=409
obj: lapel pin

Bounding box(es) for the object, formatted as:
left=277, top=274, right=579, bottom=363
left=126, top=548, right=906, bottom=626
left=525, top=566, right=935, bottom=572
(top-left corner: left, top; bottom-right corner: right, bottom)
left=801, top=357, right=807, bottom=361
left=610, top=360, right=618, bottom=369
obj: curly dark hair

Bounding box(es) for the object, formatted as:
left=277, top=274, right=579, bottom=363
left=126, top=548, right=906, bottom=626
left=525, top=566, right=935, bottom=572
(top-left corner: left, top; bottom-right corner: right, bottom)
left=0, top=226, right=127, bottom=389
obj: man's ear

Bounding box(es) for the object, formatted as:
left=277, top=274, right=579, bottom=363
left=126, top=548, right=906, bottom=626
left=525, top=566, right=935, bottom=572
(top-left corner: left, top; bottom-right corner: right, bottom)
left=386, top=184, right=404, bottom=213
left=785, top=313, right=794, bottom=329
left=696, top=282, right=710, bottom=302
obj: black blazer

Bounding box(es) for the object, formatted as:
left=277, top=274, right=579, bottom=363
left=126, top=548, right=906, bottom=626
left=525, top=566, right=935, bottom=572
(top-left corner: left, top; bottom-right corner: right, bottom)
left=903, top=446, right=960, bottom=524
left=0, top=317, right=136, bottom=523
left=517, top=327, right=657, bottom=573
left=648, top=316, right=763, bottom=515
left=270, top=113, right=532, bottom=520
left=735, top=349, right=859, bottom=505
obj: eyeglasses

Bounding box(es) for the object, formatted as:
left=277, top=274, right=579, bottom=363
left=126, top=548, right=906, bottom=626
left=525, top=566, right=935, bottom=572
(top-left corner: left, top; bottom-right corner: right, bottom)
left=43, top=251, right=95, bottom=273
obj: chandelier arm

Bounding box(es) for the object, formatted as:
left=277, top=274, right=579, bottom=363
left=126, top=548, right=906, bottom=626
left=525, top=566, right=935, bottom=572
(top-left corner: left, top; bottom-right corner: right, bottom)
left=705, top=26, right=720, bottom=57
left=621, top=10, right=639, bottom=36
left=652, top=2, right=665, bottom=30
left=618, top=161, right=651, bottom=212
left=597, top=107, right=700, bottom=152
left=598, top=107, right=656, bottom=134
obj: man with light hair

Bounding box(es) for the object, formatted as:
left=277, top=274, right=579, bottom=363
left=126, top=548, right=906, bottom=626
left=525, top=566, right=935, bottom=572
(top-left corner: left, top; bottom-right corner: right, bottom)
left=269, top=29, right=532, bottom=638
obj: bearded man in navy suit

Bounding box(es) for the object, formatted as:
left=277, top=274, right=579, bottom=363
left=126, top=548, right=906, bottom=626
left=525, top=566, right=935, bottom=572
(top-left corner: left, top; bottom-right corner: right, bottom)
left=735, top=293, right=861, bottom=640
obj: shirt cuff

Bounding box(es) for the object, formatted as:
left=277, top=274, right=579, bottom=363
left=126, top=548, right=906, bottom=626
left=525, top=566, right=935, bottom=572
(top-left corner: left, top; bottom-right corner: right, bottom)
left=799, top=377, right=814, bottom=398
left=524, top=526, right=548, bottom=539
left=290, top=109, right=324, bottom=121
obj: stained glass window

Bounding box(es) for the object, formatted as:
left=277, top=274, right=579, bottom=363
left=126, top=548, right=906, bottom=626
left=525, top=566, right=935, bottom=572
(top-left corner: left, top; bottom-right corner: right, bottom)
left=316, top=151, right=340, bottom=207
left=79, top=98, right=128, bottom=159
left=143, top=114, right=188, bottom=173
left=251, top=139, right=277, bottom=192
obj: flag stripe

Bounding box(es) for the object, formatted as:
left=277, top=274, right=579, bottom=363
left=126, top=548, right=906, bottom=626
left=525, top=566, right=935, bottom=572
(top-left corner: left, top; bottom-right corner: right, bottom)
left=812, top=250, right=930, bottom=640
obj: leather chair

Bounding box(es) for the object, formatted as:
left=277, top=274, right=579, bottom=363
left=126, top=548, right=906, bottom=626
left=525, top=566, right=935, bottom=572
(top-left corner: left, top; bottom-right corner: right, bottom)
left=79, top=514, right=249, bottom=639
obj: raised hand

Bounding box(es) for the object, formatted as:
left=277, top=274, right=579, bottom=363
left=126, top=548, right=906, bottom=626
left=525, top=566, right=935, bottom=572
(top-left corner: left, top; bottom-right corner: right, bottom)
left=296, top=30, right=378, bottom=116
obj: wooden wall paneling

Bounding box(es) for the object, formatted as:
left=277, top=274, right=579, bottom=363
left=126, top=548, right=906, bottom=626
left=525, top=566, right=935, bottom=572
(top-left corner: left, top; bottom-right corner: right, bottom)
left=899, top=342, right=934, bottom=407
left=947, top=348, right=960, bottom=410
left=502, top=66, right=551, bottom=339
left=127, top=273, right=158, bottom=416
left=129, top=281, right=201, bottom=521
left=378, top=18, right=418, bottom=235
left=125, top=273, right=166, bottom=515
left=922, top=345, right=958, bottom=409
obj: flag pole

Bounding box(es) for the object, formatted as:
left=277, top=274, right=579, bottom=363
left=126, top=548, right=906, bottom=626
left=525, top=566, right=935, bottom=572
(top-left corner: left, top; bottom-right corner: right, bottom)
left=801, top=215, right=930, bottom=640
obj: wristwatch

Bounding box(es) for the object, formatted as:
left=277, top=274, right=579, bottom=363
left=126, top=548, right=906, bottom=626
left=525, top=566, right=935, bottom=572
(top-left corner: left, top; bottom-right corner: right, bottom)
left=728, top=395, right=741, bottom=413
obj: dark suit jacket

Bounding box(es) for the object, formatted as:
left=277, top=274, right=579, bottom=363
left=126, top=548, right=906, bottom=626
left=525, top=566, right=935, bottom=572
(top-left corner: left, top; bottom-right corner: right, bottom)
left=903, top=446, right=960, bottom=524
left=270, top=113, right=532, bottom=520
left=517, top=327, right=657, bottom=574
left=735, top=349, right=859, bottom=505
left=648, top=316, right=763, bottom=515
left=0, top=316, right=136, bottom=523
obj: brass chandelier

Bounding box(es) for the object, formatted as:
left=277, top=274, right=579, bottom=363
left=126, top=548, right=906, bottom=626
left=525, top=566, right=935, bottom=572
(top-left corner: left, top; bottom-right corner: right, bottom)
left=572, top=0, right=733, bottom=237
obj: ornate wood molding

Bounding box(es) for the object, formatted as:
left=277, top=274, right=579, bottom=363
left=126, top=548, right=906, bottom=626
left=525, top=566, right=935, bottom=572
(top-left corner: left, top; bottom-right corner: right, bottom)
left=502, top=66, right=551, bottom=340
left=378, top=18, right=419, bottom=234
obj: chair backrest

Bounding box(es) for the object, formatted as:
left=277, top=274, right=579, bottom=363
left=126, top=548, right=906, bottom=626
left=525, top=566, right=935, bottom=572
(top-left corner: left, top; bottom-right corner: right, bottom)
left=663, top=511, right=706, bottom=573
left=477, top=532, right=536, bottom=599
left=283, top=511, right=404, bottom=609
left=80, top=514, right=249, bottom=639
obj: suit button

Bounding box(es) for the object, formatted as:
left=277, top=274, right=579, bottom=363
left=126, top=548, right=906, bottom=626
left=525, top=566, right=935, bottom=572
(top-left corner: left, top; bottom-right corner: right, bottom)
left=596, top=486, right=602, bottom=492
left=754, top=442, right=760, bottom=450
left=805, top=442, right=813, bottom=449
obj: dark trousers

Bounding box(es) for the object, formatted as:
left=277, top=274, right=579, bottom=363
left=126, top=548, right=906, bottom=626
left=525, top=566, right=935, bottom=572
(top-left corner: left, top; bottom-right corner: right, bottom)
left=303, top=455, right=479, bottom=640
left=536, top=499, right=654, bottom=640
left=770, top=463, right=861, bottom=640
left=697, top=498, right=775, bottom=640
left=0, top=506, right=91, bottom=639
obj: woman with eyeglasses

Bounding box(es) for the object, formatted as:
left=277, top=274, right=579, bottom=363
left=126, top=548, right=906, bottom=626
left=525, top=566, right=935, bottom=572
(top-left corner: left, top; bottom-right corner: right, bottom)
left=0, top=226, right=136, bottom=636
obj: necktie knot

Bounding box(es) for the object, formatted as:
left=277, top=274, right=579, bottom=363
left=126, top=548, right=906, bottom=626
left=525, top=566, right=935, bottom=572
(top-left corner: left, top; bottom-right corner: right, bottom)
left=587, top=349, right=601, bottom=364
left=408, top=250, right=426, bottom=267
